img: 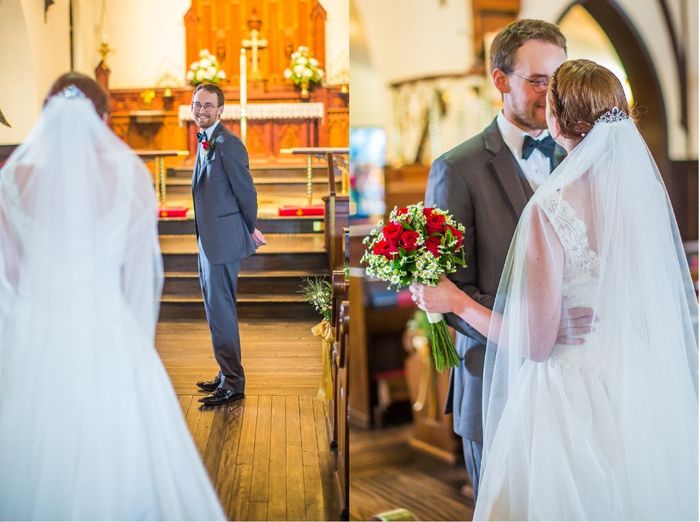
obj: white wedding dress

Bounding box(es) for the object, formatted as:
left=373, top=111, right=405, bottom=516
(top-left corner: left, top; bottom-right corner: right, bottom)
left=475, top=112, right=698, bottom=520
left=0, top=89, right=225, bottom=520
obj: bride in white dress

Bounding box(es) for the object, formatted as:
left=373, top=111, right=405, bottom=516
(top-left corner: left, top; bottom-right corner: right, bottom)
left=411, top=60, right=698, bottom=520
left=0, top=73, right=225, bottom=520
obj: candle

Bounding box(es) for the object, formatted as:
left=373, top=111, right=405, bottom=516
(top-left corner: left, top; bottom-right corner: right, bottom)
left=240, top=49, right=247, bottom=108
left=240, top=48, right=247, bottom=143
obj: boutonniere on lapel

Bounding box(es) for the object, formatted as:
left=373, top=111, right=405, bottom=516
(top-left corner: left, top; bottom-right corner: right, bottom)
left=197, top=131, right=217, bottom=162
left=203, top=138, right=216, bottom=161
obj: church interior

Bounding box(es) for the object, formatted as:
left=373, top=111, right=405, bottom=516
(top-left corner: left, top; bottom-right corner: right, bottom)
left=1, top=0, right=698, bottom=520
left=1, top=0, right=349, bottom=520
left=349, top=0, right=697, bottom=520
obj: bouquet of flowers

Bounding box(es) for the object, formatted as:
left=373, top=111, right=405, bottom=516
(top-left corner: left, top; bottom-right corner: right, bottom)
left=283, top=46, right=324, bottom=89
left=361, top=202, right=466, bottom=371
left=299, top=276, right=332, bottom=321
left=186, top=49, right=227, bottom=86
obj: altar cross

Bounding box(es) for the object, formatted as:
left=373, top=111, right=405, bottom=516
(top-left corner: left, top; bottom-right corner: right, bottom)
left=242, top=9, right=268, bottom=81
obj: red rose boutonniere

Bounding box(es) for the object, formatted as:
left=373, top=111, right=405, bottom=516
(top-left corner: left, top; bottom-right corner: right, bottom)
left=202, top=139, right=216, bottom=160
left=197, top=131, right=217, bottom=161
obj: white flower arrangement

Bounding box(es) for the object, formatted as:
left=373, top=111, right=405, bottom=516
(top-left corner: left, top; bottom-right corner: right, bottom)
left=283, top=46, right=324, bottom=88
left=186, top=49, right=227, bottom=86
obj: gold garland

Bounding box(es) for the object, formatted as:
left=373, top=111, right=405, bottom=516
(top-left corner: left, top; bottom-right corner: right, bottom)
left=312, top=320, right=335, bottom=400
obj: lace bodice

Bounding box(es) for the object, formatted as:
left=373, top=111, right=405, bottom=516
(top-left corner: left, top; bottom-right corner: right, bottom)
left=538, top=196, right=604, bottom=365
left=540, top=198, right=599, bottom=295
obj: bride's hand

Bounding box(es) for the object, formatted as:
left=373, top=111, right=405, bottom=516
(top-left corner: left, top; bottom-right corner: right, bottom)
left=556, top=306, right=596, bottom=345
left=409, top=276, right=460, bottom=314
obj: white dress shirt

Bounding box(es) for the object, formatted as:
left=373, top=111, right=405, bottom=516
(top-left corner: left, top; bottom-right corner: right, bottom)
left=496, top=111, right=552, bottom=191
left=198, top=120, right=220, bottom=166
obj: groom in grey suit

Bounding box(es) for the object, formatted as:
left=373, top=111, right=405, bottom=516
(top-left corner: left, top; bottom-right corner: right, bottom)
left=425, top=20, right=568, bottom=498
left=191, top=83, right=263, bottom=406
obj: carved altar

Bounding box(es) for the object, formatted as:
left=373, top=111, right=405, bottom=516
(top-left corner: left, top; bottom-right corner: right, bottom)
left=109, top=85, right=347, bottom=165
left=184, top=0, right=327, bottom=88
left=106, top=0, right=347, bottom=165
left=179, top=102, right=324, bottom=160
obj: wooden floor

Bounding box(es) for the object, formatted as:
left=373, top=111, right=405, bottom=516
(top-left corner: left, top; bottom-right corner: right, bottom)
left=350, top=425, right=473, bottom=521
left=156, top=319, right=340, bottom=520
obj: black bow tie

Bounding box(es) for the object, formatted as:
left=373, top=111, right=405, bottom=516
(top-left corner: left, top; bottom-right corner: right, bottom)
left=196, top=131, right=207, bottom=143
left=522, top=134, right=556, bottom=161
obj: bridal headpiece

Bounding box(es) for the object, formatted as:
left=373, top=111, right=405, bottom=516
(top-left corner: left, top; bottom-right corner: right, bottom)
left=596, top=106, right=628, bottom=124
left=59, top=84, right=86, bottom=100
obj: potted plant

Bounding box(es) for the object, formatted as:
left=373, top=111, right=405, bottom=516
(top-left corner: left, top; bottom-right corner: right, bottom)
left=283, top=45, right=324, bottom=99
left=300, top=277, right=334, bottom=399
left=186, top=49, right=227, bottom=86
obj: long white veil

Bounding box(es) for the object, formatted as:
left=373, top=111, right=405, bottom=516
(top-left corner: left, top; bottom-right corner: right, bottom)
left=0, top=86, right=163, bottom=342
left=479, top=111, right=698, bottom=519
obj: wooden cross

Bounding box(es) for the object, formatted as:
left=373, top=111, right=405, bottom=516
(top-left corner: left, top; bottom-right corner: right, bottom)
left=241, top=9, right=268, bottom=81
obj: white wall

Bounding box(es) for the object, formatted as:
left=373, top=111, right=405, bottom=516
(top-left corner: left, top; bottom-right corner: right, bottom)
left=72, top=0, right=347, bottom=89
left=350, top=0, right=476, bottom=164
left=353, top=0, right=471, bottom=84
left=0, top=0, right=70, bottom=143
left=83, top=0, right=191, bottom=89
left=320, top=0, right=350, bottom=85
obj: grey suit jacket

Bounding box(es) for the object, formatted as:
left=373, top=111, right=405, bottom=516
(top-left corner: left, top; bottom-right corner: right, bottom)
left=192, top=123, right=258, bottom=265
left=425, top=117, right=562, bottom=442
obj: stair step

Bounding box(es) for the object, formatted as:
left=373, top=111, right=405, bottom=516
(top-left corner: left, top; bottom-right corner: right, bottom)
left=165, top=177, right=332, bottom=186
left=160, top=234, right=327, bottom=272
left=160, top=233, right=324, bottom=254
left=164, top=181, right=335, bottom=198
left=163, top=270, right=327, bottom=296
left=158, top=216, right=324, bottom=235
left=168, top=164, right=328, bottom=180
left=159, top=295, right=318, bottom=320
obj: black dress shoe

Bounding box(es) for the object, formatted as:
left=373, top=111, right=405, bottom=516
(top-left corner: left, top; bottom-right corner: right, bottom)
left=196, top=375, right=222, bottom=392
left=198, top=388, right=244, bottom=406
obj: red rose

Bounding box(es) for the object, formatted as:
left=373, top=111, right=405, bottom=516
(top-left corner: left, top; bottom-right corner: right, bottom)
left=426, top=213, right=446, bottom=235
left=382, top=222, right=404, bottom=243
left=446, top=225, right=463, bottom=250
left=425, top=236, right=442, bottom=257
left=373, top=239, right=394, bottom=259
left=399, top=230, right=419, bottom=252
left=396, top=207, right=409, bottom=216
left=423, top=207, right=434, bottom=218
left=202, top=140, right=210, bottom=151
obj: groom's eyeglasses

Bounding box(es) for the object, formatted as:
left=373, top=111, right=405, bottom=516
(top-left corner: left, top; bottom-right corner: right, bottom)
left=509, top=71, right=550, bottom=93
left=192, top=103, right=219, bottom=112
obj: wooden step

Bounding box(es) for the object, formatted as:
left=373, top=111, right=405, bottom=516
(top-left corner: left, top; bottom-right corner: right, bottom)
left=163, top=178, right=337, bottom=199
left=160, top=234, right=328, bottom=272
left=163, top=269, right=328, bottom=296
left=159, top=295, right=319, bottom=320
left=158, top=216, right=324, bottom=235
left=168, top=164, right=328, bottom=180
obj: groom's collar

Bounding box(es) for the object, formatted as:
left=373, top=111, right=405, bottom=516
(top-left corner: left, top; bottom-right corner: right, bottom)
left=200, top=120, right=221, bottom=141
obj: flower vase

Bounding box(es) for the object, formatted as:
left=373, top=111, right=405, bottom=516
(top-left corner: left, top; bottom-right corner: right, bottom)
left=300, top=81, right=310, bottom=100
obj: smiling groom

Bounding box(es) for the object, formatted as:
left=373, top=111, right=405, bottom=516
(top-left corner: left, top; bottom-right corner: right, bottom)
left=191, top=83, right=264, bottom=406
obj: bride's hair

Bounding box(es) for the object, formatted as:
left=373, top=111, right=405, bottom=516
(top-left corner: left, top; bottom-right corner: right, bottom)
left=547, top=59, right=632, bottom=139
left=44, top=72, right=109, bottom=118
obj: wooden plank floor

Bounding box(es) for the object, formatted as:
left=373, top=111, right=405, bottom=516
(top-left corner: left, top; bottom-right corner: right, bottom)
left=350, top=425, right=473, bottom=521
left=156, top=319, right=340, bottom=520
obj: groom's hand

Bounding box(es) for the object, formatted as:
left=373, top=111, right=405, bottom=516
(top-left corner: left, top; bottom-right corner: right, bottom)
left=251, top=228, right=267, bottom=249
left=557, top=306, right=596, bottom=345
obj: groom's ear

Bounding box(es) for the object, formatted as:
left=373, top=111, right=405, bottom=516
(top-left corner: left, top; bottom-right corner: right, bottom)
left=492, top=68, right=510, bottom=95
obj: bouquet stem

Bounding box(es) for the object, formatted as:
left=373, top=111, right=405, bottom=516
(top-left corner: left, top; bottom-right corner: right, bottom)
left=429, top=319, right=460, bottom=372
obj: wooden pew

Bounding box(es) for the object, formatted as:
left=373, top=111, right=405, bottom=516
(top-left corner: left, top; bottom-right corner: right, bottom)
left=334, top=300, right=350, bottom=520
left=328, top=268, right=349, bottom=449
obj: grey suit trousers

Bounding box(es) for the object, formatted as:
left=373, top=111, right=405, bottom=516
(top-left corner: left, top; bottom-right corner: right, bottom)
left=197, top=237, right=245, bottom=393
left=463, top=438, right=483, bottom=501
